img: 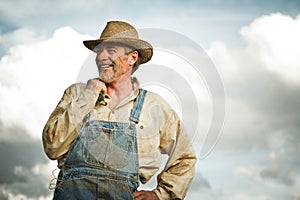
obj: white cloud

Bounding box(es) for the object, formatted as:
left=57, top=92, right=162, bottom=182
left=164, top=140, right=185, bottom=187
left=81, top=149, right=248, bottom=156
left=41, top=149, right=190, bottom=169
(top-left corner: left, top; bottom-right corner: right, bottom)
left=233, top=129, right=300, bottom=186
left=206, top=12, right=300, bottom=199
left=234, top=165, right=265, bottom=184
left=240, top=13, right=300, bottom=81
left=209, top=13, right=300, bottom=83
left=0, top=26, right=92, bottom=140
left=0, top=161, right=57, bottom=200
left=0, top=28, right=45, bottom=48
left=1, top=11, right=300, bottom=200
left=207, top=12, right=300, bottom=149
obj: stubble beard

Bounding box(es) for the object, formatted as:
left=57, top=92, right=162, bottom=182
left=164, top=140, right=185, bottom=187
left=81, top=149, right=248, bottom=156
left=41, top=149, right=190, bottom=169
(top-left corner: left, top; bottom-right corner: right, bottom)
left=98, top=64, right=117, bottom=83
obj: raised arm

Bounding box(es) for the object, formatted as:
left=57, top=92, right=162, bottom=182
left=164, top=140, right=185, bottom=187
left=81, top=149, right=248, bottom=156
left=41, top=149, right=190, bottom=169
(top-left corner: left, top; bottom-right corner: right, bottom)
left=42, top=84, right=97, bottom=161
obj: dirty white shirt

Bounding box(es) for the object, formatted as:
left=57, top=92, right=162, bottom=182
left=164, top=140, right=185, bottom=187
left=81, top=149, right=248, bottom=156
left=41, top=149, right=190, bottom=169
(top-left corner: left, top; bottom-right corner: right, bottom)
left=42, top=77, right=196, bottom=199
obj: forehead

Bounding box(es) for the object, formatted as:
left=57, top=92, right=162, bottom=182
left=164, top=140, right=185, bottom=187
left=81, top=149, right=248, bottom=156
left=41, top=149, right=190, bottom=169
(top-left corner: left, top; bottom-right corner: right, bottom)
left=94, top=42, right=135, bottom=52
left=94, top=42, right=125, bottom=50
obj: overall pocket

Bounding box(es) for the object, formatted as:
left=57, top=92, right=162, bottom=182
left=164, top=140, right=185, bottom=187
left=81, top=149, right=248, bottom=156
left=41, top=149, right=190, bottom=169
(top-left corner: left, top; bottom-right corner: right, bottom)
left=54, top=171, right=97, bottom=200
left=82, top=126, right=136, bottom=171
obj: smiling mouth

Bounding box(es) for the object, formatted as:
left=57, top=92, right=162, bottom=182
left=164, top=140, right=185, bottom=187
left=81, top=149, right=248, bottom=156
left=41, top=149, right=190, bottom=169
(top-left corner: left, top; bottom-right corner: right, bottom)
left=99, top=64, right=114, bottom=69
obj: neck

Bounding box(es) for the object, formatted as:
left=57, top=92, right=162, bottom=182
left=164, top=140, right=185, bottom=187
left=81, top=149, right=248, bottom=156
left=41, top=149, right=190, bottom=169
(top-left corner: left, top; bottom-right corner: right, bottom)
left=106, top=74, right=133, bottom=109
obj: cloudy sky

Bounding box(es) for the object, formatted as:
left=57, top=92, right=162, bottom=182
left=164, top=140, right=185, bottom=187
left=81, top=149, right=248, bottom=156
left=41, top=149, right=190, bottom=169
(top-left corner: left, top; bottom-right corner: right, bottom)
left=1, top=0, right=300, bottom=199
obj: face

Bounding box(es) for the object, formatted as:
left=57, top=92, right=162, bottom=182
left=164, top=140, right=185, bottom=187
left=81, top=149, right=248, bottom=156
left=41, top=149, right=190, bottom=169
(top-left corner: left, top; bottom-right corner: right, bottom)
left=94, top=43, right=137, bottom=83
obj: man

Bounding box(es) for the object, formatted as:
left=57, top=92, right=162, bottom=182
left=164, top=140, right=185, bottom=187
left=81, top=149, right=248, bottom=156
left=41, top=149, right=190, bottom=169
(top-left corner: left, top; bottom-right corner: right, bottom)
left=43, top=21, right=196, bottom=200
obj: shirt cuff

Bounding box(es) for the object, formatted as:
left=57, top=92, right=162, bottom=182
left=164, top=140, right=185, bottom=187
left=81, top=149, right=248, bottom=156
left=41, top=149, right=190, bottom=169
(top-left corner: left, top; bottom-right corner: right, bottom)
left=152, top=187, right=170, bottom=200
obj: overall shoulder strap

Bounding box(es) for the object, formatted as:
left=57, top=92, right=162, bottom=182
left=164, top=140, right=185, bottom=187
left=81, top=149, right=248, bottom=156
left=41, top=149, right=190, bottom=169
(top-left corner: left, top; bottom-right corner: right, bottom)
left=130, top=89, right=147, bottom=123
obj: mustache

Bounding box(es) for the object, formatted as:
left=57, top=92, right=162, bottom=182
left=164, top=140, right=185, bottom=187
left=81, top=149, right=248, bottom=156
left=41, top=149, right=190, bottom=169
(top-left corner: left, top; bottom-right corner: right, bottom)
left=97, top=61, right=115, bottom=68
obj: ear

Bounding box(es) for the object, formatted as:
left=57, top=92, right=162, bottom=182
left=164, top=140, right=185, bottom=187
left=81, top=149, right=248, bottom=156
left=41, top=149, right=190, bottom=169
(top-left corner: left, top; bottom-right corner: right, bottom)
left=128, top=51, right=138, bottom=66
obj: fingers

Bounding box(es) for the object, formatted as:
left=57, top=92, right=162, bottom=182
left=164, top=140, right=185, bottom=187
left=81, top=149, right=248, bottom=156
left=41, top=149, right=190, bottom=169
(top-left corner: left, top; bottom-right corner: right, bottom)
left=86, top=78, right=107, bottom=94
left=133, top=190, right=159, bottom=200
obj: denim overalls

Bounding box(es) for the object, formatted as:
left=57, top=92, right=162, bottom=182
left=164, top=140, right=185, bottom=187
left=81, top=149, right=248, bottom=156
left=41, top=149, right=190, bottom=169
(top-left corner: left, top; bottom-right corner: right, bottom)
left=54, top=89, right=147, bottom=200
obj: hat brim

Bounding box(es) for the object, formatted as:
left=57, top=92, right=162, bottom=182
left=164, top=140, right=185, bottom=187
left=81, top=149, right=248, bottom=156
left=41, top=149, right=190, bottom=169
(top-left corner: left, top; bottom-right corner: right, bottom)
left=83, top=37, right=153, bottom=64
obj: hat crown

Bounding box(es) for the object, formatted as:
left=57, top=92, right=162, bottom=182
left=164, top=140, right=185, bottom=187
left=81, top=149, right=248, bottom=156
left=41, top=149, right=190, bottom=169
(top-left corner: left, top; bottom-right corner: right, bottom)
left=83, top=20, right=153, bottom=64
left=100, top=21, right=139, bottom=39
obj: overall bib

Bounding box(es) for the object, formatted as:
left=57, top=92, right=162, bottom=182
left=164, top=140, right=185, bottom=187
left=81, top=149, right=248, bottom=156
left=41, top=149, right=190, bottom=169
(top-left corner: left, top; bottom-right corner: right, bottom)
left=54, top=89, right=147, bottom=200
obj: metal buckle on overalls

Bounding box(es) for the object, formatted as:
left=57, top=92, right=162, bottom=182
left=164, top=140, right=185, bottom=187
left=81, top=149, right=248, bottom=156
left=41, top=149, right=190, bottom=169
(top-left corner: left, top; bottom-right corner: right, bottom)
left=130, top=123, right=136, bottom=129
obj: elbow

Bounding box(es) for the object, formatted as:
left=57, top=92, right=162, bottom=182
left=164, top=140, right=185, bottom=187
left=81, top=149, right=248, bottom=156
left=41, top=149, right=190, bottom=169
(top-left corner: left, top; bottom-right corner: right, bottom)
left=43, top=145, right=60, bottom=160
left=42, top=139, right=69, bottom=161
left=42, top=129, right=62, bottom=160
left=45, top=150, right=59, bottom=160
left=42, top=139, right=63, bottom=160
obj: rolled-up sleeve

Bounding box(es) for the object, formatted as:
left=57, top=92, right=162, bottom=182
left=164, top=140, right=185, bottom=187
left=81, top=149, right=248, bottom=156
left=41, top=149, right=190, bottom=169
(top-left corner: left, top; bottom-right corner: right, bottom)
left=42, top=83, right=97, bottom=161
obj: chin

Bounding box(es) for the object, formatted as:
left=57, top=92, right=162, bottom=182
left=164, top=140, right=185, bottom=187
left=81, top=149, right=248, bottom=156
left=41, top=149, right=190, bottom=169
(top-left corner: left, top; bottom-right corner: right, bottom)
left=99, top=75, right=116, bottom=83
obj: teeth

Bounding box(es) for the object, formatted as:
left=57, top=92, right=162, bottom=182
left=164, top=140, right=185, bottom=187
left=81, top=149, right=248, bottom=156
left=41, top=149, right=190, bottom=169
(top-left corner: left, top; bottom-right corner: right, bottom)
left=101, top=64, right=112, bottom=68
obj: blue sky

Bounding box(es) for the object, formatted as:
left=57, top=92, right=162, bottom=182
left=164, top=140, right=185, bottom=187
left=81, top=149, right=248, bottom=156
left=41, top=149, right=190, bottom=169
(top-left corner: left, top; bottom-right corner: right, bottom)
left=1, top=0, right=300, bottom=199
left=1, top=0, right=300, bottom=51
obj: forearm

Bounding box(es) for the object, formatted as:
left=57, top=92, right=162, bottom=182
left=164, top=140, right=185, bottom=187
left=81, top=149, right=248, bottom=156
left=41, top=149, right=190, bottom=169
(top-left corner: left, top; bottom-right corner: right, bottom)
left=155, top=111, right=197, bottom=199
left=153, top=148, right=196, bottom=199
left=42, top=85, right=97, bottom=160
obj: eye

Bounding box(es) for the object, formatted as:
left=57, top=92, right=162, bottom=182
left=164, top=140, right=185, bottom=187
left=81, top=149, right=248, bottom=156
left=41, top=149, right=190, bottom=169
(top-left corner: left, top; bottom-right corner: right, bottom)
left=107, top=48, right=117, bottom=54
left=94, top=47, right=103, bottom=54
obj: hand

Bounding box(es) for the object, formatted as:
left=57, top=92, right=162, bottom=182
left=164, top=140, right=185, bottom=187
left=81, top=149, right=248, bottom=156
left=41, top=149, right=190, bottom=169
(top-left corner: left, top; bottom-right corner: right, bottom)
left=86, top=78, right=106, bottom=95
left=133, top=190, right=159, bottom=200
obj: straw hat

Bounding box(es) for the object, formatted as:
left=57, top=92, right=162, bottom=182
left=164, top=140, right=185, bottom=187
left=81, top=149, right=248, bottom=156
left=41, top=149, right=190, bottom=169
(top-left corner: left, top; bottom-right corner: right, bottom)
left=83, top=21, right=153, bottom=64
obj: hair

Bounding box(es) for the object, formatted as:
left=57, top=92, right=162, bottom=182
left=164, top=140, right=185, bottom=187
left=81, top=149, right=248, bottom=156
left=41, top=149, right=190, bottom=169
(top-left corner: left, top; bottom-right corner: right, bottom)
left=124, top=46, right=141, bottom=74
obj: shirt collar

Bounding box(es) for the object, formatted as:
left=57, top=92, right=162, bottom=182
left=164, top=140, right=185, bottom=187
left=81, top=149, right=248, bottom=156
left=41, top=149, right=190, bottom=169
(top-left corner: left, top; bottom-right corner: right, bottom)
left=111, top=76, right=140, bottom=109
